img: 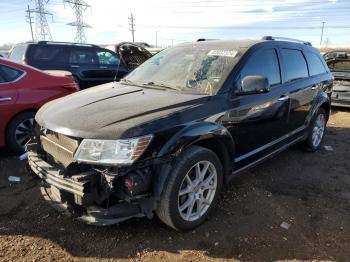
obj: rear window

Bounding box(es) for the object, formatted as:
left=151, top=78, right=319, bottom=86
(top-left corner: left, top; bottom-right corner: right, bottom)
left=70, top=48, right=98, bottom=64
left=28, top=45, right=68, bottom=63
left=69, top=48, right=120, bottom=65
left=97, top=50, right=119, bottom=65
left=9, top=45, right=27, bottom=63
left=305, top=52, right=327, bottom=76
left=0, top=65, right=25, bottom=82
left=281, top=49, right=308, bottom=82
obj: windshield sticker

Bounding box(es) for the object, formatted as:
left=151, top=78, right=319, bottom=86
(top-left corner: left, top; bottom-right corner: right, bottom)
left=208, top=50, right=237, bottom=57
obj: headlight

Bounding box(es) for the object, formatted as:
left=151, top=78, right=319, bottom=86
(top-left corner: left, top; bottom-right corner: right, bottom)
left=74, top=135, right=153, bottom=165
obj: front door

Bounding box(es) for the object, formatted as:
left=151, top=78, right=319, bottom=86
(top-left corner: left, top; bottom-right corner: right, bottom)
left=222, top=47, right=291, bottom=169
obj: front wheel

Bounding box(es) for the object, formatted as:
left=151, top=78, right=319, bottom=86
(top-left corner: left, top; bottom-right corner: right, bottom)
left=156, top=145, right=223, bottom=231
left=302, top=108, right=327, bottom=151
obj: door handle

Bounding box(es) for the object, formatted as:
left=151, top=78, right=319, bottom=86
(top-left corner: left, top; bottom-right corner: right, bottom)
left=70, top=65, right=80, bottom=68
left=99, top=66, right=108, bottom=69
left=0, top=97, right=13, bottom=102
left=311, top=84, right=319, bottom=90
left=278, top=95, right=289, bottom=101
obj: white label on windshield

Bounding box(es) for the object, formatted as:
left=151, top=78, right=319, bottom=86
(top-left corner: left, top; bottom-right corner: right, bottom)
left=208, top=50, right=237, bottom=57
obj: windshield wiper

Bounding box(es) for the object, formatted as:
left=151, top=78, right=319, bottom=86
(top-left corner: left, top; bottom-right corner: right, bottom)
left=142, top=81, right=180, bottom=91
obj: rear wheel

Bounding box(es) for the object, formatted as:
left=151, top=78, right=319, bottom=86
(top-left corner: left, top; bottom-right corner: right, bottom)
left=6, top=111, right=36, bottom=153
left=303, top=108, right=327, bottom=151
left=156, top=145, right=223, bottom=231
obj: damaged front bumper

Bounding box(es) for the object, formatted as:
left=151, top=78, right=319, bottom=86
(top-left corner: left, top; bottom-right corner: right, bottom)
left=27, top=150, right=154, bottom=225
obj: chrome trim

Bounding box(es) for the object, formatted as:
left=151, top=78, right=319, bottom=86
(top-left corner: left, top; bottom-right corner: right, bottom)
left=278, top=96, right=289, bottom=101
left=233, top=135, right=304, bottom=175
left=235, top=126, right=306, bottom=162
left=0, top=97, right=13, bottom=102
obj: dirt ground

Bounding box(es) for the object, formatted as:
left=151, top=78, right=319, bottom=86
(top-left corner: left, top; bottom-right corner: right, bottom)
left=0, top=108, right=349, bottom=262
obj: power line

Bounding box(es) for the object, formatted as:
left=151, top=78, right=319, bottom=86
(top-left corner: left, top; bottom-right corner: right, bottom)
left=29, top=0, right=53, bottom=41
left=137, top=25, right=350, bottom=30
left=64, top=0, right=91, bottom=43
left=128, top=13, right=135, bottom=42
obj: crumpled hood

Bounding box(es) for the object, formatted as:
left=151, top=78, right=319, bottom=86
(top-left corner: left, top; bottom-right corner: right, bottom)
left=36, top=82, right=213, bottom=139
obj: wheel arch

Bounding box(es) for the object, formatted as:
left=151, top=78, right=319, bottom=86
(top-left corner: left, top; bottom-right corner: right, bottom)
left=306, top=92, right=331, bottom=126
left=154, top=122, right=235, bottom=198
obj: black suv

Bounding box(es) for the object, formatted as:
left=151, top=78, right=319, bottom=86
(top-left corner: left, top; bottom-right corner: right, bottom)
left=8, top=41, right=129, bottom=89
left=26, top=37, right=333, bottom=230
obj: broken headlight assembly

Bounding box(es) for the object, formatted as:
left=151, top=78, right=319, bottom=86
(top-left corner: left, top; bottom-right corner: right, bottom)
left=74, top=135, right=153, bottom=165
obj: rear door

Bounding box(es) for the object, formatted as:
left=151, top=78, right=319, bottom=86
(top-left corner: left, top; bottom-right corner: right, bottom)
left=279, top=48, right=318, bottom=131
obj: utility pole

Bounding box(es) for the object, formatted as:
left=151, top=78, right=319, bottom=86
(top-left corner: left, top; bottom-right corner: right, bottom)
left=320, top=21, right=325, bottom=46
left=64, top=0, right=91, bottom=43
left=128, top=13, right=135, bottom=42
left=155, top=31, right=158, bottom=47
left=25, top=4, right=35, bottom=41
left=30, top=0, right=53, bottom=41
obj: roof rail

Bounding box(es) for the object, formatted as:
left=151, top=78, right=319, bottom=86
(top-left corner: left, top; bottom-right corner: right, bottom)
left=262, top=36, right=312, bottom=46
left=37, top=41, right=98, bottom=47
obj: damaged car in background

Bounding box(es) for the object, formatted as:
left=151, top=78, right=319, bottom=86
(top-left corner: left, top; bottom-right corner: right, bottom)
left=324, top=51, right=350, bottom=107
left=115, top=42, right=153, bottom=70
left=26, top=37, right=332, bottom=230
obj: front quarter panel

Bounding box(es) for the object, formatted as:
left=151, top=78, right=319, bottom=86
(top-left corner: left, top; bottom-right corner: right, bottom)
left=157, top=121, right=235, bottom=159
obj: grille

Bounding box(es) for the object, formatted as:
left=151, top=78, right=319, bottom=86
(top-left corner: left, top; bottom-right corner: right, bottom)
left=40, top=130, right=80, bottom=167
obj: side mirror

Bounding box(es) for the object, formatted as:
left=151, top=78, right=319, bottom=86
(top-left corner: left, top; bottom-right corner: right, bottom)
left=237, top=75, right=270, bottom=95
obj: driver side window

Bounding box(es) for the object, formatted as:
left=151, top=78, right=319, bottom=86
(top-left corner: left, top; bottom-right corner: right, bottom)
left=240, top=49, right=281, bottom=90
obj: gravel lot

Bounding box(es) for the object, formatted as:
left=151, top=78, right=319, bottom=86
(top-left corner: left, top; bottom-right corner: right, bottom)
left=0, top=108, right=349, bottom=262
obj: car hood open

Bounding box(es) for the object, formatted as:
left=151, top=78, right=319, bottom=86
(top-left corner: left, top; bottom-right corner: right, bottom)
left=36, top=82, right=216, bottom=139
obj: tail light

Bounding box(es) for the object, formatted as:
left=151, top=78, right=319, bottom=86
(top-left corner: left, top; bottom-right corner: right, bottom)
left=62, top=82, right=79, bottom=92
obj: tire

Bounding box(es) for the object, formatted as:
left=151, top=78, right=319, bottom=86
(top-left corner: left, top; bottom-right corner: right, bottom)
left=302, top=108, right=327, bottom=152
left=156, top=145, right=223, bottom=231
left=6, top=111, right=36, bottom=154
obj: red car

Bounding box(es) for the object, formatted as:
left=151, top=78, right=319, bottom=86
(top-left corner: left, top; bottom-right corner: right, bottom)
left=0, top=58, right=79, bottom=153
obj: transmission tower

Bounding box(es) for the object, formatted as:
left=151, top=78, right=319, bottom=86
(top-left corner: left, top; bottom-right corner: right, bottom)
left=30, top=0, right=53, bottom=41
left=64, top=0, right=91, bottom=43
left=25, top=5, right=35, bottom=41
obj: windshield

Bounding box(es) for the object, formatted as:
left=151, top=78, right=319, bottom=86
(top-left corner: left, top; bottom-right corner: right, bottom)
left=327, top=60, right=350, bottom=72
left=125, top=44, right=243, bottom=95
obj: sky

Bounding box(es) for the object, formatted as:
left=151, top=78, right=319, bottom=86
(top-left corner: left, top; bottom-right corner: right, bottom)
left=0, top=0, right=350, bottom=48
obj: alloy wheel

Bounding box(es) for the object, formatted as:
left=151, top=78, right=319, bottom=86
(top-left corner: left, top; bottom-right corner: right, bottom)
left=14, top=118, right=35, bottom=148
left=178, top=160, right=217, bottom=222
left=311, top=113, right=325, bottom=147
